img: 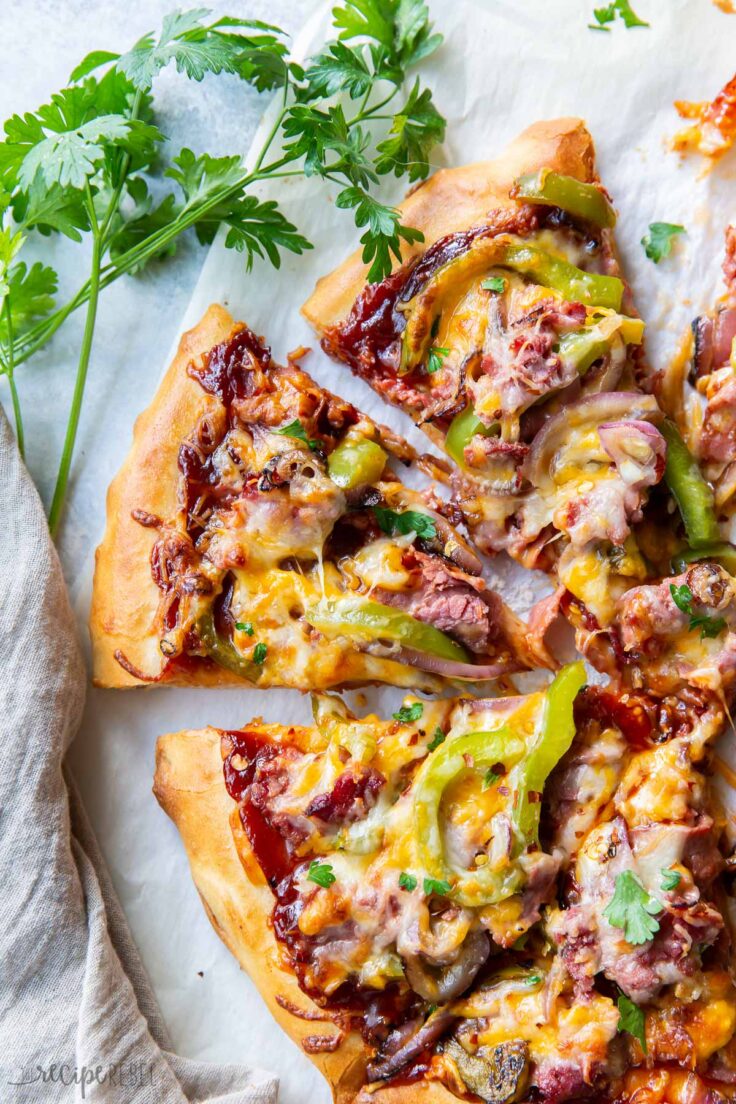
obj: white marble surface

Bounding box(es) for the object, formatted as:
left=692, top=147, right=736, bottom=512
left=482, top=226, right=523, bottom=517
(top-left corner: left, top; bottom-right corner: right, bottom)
left=4, top=2, right=736, bottom=1102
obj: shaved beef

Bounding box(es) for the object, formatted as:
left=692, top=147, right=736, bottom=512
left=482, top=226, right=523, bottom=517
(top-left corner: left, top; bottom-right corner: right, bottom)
left=305, top=767, right=385, bottom=825
left=374, top=550, right=500, bottom=654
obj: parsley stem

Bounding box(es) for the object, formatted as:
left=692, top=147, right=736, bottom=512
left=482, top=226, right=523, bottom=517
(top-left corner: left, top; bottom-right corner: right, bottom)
left=3, top=298, right=23, bottom=459
left=48, top=183, right=102, bottom=535
left=99, top=89, right=143, bottom=248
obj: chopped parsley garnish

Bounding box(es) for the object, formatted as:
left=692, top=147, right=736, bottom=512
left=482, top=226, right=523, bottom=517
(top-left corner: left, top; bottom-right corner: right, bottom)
left=642, top=222, right=685, bottom=263
left=481, top=276, right=506, bottom=293
left=617, top=994, right=647, bottom=1052
left=669, top=583, right=727, bottom=639
left=252, top=642, right=267, bottom=665
left=235, top=621, right=254, bottom=636
left=603, top=870, right=661, bottom=945
left=482, top=768, right=501, bottom=790
left=523, top=974, right=542, bottom=986
left=276, top=418, right=320, bottom=451
left=427, top=727, right=446, bottom=752
left=373, top=506, right=437, bottom=540
left=426, top=345, right=450, bottom=374
left=307, top=860, right=336, bottom=888
left=398, top=871, right=417, bottom=892
left=660, top=868, right=681, bottom=891
left=423, top=876, right=452, bottom=897
left=393, top=702, right=424, bottom=724
left=589, top=0, right=649, bottom=31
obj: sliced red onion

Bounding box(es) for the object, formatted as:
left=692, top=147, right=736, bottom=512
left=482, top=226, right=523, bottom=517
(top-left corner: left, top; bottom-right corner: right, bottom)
left=524, top=391, right=661, bottom=491
left=598, top=419, right=666, bottom=488
left=395, top=645, right=523, bottom=681
left=403, top=931, right=490, bottom=1004
left=367, top=1009, right=458, bottom=1082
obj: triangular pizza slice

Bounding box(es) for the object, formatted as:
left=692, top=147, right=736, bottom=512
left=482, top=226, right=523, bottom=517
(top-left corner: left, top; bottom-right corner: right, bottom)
left=303, top=118, right=666, bottom=631
left=154, top=670, right=736, bottom=1103
left=91, top=305, right=534, bottom=690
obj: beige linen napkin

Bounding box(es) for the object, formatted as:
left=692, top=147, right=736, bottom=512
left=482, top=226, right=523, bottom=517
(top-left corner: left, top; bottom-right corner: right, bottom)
left=0, top=409, right=279, bottom=1104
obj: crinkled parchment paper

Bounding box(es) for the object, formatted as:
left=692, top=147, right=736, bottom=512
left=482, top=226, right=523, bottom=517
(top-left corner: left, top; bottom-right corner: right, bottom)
left=68, top=2, right=736, bottom=1101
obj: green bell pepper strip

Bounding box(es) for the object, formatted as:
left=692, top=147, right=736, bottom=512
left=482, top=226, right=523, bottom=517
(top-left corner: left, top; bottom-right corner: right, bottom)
left=399, top=238, right=625, bottom=374
left=412, top=662, right=586, bottom=908
left=304, top=598, right=469, bottom=663
left=671, top=541, right=736, bottom=576
left=513, top=170, right=617, bottom=229
left=556, top=330, right=611, bottom=376
left=499, top=244, right=623, bottom=310
left=445, top=404, right=498, bottom=467
left=413, top=726, right=528, bottom=907
left=511, top=661, right=586, bottom=843
left=661, top=419, right=721, bottom=548
left=327, top=434, right=387, bottom=490
left=198, top=611, right=261, bottom=681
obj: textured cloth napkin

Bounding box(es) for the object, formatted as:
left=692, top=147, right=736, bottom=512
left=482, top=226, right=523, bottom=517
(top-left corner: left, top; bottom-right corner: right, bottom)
left=0, top=410, right=279, bottom=1103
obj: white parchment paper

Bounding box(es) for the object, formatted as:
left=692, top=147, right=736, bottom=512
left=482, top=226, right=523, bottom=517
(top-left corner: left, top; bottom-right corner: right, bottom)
left=67, top=2, right=736, bottom=1101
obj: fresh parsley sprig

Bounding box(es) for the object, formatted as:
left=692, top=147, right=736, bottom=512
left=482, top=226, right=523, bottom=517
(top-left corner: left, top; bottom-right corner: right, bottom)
left=0, top=1, right=445, bottom=533
left=603, top=870, right=661, bottom=945
left=669, top=582, right=727, bottom=640
left=373, top=505, right=437, bottom=539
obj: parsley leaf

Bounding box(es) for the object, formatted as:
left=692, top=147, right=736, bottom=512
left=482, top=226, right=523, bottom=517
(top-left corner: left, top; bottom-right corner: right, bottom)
left=276, top=418, right=321, bottom=451
left=603, top=870, right=661, bottom=945
left=426, top=345, right=449, bottom=374
left=590, top=0, right=649, bottom=30
left=235, top=621, right=254, bottom=636
left=427, top=727, right=446, bottom=752
left=398, top=871, right=417, bottom=891
left=14, top=178, right=89, bottom=242
left=669, top=583, right=727, bottom=640
left=661, top=868, right=681, bottom=891
left=393, top=702, right=424, bottom=723
left=334, top=0, right=442, bottom=73
left=0, top=261, right=57, bottom=344
left=307, top=860, right=336, bottom=888
left=117, top=10, right=273, bottom=91
left=375, top=80, right=445, bottom=182
left=423, top=876, right=452, bottom=897
left=642, top=222, right=685, bottom=263
left=252, top=642, right=267, bottom=665
left=305, top=42, right=372, bottom=99
left=373, top=505, right=437, bottom=539
left=523, top=974, right=542, bottom=986
left=165, top=148, right=312, bottom=268
left=335, top=184, right=423, bottom=283
left=617, top=994, right=647, bottom=1052
left=482, top=276, right=506, bottom=293
left=482, top=768, right=500, bottom=791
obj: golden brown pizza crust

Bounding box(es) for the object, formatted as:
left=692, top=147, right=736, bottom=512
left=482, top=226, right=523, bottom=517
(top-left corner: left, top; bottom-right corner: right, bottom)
left=302, top=117, right=597, bottom=333
left=154, top=726, right=460, bottom=1104
left=90, top=304, right=243, bottom=688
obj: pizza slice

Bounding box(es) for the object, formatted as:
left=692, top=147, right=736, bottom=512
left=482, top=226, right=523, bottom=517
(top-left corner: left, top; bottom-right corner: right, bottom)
left=303, top=118, right=669, bottom=631
left=154, top=669, right=736, bottom=1103
left=91, top=305, right=532, bottom=690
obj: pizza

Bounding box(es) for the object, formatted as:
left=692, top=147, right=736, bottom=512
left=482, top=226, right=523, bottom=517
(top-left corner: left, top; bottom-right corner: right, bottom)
left=657, top=224, right=736, bottom=545
left=302, top=118, right=667, bottom=631
left=90, top=305, right=532, bottom=691
left=154, top=665, right=736, bottom=1103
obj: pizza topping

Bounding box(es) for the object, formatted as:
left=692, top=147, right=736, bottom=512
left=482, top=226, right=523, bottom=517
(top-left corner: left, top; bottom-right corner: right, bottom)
left=512, top=170, right=617, bottom=229
left=662, top=419, right=722, bottom=546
